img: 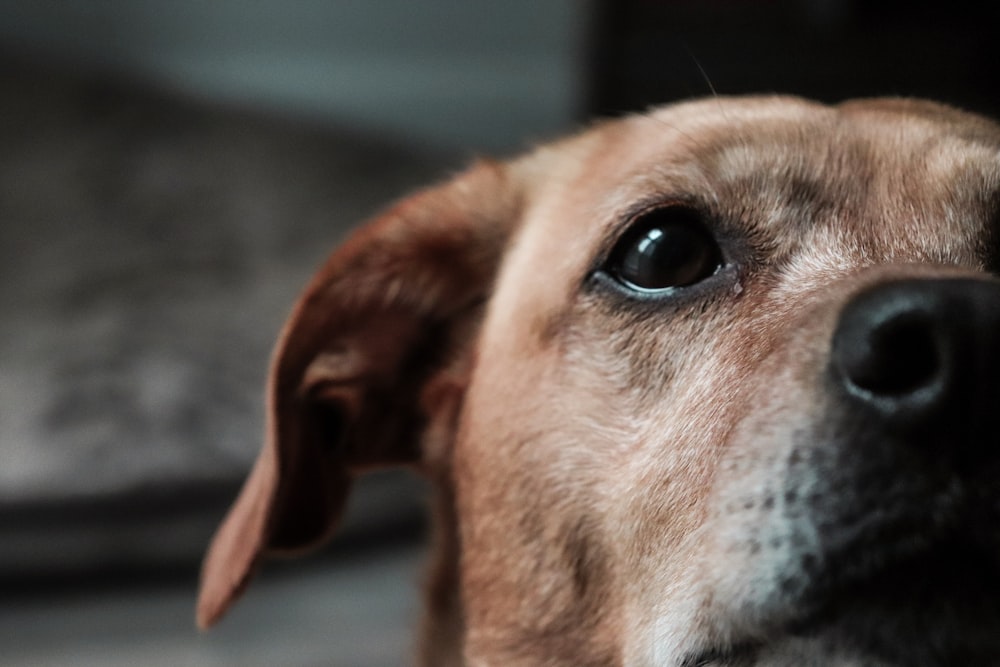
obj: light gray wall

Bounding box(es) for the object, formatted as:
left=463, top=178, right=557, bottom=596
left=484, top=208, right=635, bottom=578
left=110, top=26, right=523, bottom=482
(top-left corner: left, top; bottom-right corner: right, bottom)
left=0, top=1, right=591, bottom=153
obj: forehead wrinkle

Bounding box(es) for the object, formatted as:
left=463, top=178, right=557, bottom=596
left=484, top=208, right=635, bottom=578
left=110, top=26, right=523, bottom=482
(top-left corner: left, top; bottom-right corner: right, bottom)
left=715, top=117, right=1000, bottom=272
left=589, top=119, right=841, bottom=231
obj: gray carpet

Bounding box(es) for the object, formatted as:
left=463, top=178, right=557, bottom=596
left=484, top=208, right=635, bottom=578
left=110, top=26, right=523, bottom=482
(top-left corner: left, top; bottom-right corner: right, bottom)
left=3, top=545, right=424, bottom=667
left=0, top=58, right=447, bottom=663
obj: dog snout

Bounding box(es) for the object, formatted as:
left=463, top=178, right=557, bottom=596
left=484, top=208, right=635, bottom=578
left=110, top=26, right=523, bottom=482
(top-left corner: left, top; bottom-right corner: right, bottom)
left=830, top=278, right=1000, bottom=459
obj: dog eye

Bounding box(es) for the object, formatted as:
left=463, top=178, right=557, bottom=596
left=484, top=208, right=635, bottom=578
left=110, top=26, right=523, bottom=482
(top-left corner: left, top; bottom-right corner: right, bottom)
left=605, top=207, right=722, bottom=292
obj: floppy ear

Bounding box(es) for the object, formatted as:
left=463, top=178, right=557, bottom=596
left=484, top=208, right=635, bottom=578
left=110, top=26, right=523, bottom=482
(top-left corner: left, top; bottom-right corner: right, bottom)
left=196, top=160, right=519, bottom=629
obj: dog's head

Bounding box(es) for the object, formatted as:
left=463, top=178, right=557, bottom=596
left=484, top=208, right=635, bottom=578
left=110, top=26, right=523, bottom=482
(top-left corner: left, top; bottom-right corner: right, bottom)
left=198, top=96, right=1000, bottom=666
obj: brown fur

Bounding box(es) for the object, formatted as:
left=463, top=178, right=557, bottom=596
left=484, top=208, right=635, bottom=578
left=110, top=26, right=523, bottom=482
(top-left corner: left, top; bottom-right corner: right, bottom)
left=198, top=96, right=1000, bottom=666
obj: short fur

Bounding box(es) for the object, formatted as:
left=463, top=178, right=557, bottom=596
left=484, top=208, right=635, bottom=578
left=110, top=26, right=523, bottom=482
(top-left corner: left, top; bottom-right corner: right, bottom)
left=198, top=97, right=1000, bottom=666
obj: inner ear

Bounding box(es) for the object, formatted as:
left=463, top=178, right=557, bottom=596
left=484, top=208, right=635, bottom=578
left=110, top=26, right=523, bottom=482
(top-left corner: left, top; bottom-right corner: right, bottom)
left=307, top=400, right=349, bottom=457
left=265, top=395, right=352, bottom=553
left=297, top=313, right=456, bottom=469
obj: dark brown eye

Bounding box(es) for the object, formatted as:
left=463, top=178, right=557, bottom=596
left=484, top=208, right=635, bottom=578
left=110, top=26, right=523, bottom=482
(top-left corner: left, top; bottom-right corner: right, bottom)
left=605, top=206, right=723, bottom=292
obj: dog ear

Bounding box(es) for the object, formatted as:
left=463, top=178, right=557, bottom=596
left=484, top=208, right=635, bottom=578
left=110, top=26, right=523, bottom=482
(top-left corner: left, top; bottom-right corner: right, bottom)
left=197, top=160, right=519, bottom=629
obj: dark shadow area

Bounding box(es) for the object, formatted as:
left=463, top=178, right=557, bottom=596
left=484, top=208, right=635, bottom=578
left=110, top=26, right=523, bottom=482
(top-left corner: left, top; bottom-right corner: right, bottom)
left=587, top=0, right=1000, bottom=119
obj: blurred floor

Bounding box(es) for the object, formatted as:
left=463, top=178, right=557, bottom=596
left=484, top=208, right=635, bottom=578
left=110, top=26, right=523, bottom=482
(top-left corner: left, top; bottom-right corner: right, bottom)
left=0, top=544, right=424, bottom=667
left=0, top=58, right=438, bottom=667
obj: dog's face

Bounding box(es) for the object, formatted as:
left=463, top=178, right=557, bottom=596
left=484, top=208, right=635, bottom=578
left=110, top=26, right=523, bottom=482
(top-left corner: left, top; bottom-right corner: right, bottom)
left=198, top=97, right=1000, bottom=666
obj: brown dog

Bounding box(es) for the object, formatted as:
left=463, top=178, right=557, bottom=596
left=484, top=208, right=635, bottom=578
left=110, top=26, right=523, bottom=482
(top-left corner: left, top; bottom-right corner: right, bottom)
left=197, top=96, right=1000, bottom=666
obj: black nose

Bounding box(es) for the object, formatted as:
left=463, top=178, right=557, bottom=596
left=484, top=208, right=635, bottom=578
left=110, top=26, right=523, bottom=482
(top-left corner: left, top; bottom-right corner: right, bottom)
left=831, top=279, right=1000, bottom=442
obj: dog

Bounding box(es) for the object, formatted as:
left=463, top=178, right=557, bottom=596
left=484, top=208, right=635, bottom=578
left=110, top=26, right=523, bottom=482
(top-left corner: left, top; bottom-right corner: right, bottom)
left=196, top=96, right=1000, bottom=666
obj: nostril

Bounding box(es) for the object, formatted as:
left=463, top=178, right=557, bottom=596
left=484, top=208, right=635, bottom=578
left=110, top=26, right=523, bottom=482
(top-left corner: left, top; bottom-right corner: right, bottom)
left=837, top=310, right=942, bottom=397
left=830, top=278, right=1000, bottom=464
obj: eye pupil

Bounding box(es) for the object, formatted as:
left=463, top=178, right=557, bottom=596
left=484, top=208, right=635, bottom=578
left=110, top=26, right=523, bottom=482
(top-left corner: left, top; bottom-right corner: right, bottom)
left=609, top=207, right=721, bottom=291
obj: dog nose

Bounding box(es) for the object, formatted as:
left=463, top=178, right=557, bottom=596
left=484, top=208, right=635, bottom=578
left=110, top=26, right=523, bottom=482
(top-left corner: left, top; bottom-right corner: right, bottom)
left=830, top=278, right=1000, bottom=445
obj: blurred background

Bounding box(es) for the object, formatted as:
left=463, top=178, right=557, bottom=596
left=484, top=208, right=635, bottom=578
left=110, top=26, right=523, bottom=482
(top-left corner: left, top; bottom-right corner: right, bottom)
left=0, top=1, right=997, bottom=665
